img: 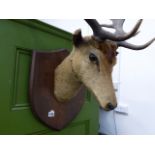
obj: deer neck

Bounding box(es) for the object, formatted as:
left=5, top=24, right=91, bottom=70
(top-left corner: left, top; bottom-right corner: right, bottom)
left=54, top=52, right=82, bottom=102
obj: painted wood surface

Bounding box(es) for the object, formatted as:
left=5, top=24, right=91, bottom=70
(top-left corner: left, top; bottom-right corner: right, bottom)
left=0, top=19, right=99, bottom=134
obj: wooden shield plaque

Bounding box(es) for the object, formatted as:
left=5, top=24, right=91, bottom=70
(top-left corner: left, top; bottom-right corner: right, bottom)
left=29, top=49, right=85, bottom=130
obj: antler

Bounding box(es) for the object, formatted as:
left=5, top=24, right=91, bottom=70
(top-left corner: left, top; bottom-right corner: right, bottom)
left=117, top=39, right=155, bottom=50
left=85, top=19, right=142, bottom=41
left=85, top=19, right=155, bottom=50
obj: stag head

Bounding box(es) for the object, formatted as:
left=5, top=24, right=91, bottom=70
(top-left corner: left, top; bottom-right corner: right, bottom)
left=54, top=19, right=155, bottom=111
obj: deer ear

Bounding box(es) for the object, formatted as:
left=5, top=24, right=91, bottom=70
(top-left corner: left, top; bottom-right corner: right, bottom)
left=73, top=29, right=84, bottom=47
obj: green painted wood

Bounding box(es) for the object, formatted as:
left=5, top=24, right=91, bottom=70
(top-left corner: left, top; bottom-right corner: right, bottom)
left=0, top=19, right=99, bottom=135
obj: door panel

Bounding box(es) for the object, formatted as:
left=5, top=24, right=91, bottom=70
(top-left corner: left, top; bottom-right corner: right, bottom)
left=0, top=20, right=99, bottom=134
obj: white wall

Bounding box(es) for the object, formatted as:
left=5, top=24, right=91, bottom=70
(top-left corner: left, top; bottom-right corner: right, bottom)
left=40, top=19, right=155, bottom=135
left=115, top=20, right=155, bottom=134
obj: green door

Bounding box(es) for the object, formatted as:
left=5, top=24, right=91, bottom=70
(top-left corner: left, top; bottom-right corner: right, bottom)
left=0, top=20, right=99, bottom=135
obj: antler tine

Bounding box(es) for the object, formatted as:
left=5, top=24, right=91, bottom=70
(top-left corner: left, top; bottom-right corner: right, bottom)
left=100, top=19, right=141, bottom=38
left=117, top=38, right=155, bottom=50
left=85, top=19, right=143, bottom=42
left=110, top=19, right=126, bottom=36
left=101, top=19, right=126, bottom=36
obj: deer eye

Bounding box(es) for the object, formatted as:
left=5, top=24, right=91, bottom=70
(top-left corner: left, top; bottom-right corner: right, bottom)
left=89, top=53, right=98, bottom=64
left=89, top=53, right=100, bottom=71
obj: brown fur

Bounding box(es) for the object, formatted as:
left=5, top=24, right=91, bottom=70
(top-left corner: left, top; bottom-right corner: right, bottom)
left=54, top=33, right=118, bottom=110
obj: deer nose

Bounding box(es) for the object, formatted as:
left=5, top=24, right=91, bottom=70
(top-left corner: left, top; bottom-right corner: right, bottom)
left=106, top=102, right=117, bottom=111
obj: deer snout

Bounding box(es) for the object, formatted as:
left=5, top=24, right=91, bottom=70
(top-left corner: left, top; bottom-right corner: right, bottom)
left=105, top=102, right=117, bottom=111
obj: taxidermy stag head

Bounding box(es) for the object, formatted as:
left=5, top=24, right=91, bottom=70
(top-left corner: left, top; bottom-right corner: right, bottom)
left=54, top=19, right=155, bottom=111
